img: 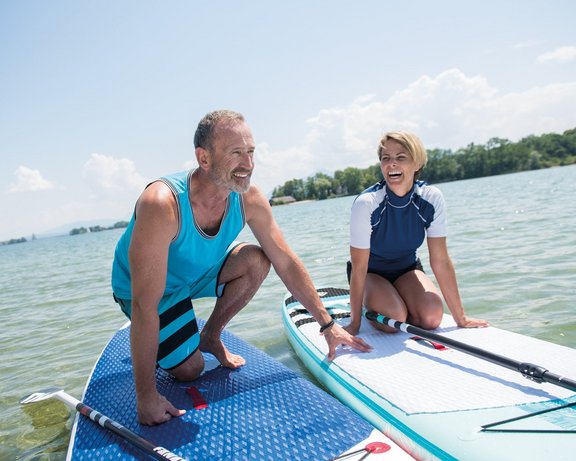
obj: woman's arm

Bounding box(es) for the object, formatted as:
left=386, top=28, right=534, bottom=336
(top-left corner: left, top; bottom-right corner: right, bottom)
left=346, top=247, right=370, bottom=335
left=428, top=237, right=489, bottom=328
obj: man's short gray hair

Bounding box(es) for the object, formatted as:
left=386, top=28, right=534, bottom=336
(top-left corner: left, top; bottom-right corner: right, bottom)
left=194, top=110, right=245, bottom=150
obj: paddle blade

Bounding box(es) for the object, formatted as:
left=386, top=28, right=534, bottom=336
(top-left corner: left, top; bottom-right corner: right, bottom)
left=19, top=387, right=63, bottom=405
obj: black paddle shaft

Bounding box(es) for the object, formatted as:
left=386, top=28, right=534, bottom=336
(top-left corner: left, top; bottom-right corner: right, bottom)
left=365, top=311, right=576, bottom=393
left=76, top=401, right=187, bottom=461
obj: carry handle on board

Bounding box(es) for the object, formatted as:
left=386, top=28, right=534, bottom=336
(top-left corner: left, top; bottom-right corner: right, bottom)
left=20, top=387, right=188, bottom=461
left=364, top=311, right=576, bottom=393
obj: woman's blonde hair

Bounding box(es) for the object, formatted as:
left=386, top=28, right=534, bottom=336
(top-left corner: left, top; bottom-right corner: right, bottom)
left=378, top=131, right=428, bottom=178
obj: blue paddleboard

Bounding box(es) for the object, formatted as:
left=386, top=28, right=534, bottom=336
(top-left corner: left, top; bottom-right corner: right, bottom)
left=67, top=320, right=413, bottom=460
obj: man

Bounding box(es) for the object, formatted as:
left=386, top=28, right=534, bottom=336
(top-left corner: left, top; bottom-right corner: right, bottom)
left=112, top=110, right=371, bottom=425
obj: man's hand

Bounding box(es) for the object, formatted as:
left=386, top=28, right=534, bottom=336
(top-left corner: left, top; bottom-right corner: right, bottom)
left=323, top=323, right=372, bottom=361
left=137, top=391, right=186, bottom=426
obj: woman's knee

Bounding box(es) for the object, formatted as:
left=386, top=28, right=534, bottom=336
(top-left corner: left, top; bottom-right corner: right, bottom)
left=415, top=313, right=442, bottom=330
left=409, top=295, right=443, bottom=330
left=365, top=296, right=408, bottom=332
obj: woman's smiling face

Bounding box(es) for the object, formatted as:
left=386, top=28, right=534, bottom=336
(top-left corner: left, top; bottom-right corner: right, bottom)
left=379, top=139, right=420, bottom=196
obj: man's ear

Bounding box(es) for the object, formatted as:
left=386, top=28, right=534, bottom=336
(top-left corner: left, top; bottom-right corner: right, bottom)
left=196, top=147, right=210, bottom=170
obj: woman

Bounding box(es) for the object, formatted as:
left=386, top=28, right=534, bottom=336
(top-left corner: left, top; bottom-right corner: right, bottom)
left=345, top=131, right=488, bottom=335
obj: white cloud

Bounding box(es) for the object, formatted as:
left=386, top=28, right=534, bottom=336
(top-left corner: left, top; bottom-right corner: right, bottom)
left=253, top=69, right=576, bottom=194
left=83, top=153, right=148, bottom=196
left=8, top=166, right=56, bottom=193
left=538, top=46, right=576, bottom=63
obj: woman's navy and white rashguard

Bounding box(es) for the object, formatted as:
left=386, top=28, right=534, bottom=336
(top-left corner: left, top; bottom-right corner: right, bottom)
left=350, top=180, right=447, bottom=274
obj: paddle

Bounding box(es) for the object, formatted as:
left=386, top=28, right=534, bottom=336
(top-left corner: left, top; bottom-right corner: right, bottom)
left=20, top=387, right=187, bottom=461
left=364, top=311, right=576, bottom=393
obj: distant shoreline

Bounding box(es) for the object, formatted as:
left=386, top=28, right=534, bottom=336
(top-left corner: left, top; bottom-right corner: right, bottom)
left=0, top=221, right=129, bottom=246
left=0, top=236, right=29, bottom=246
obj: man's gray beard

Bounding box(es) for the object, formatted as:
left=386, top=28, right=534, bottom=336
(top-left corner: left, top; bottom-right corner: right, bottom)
left=209, top=168, right=251, bottom=193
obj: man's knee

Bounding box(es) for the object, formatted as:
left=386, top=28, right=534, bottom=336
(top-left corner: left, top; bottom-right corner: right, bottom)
left=240, top=244, right=271, bottom=279
left=170, top=351, right=205, bottom=381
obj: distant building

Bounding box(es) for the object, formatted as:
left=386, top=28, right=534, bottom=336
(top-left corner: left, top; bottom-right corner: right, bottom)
left=269, top=195, right=296, bottom=206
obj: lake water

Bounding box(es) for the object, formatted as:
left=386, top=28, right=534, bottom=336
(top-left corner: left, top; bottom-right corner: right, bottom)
left=1, top=165, right=575, bottom=460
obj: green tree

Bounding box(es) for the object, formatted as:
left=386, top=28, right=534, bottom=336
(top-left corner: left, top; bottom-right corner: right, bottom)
left=340, top=167, right=364, bottom=195
left=270, top=128, right=575, bottom=203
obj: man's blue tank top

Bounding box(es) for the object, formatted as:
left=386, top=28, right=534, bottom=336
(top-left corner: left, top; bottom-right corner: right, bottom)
left=111, top=170, right=246, bottom=299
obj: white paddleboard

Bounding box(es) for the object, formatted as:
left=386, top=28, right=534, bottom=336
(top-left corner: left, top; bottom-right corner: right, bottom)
left=282, top=287, right=576, bottom=461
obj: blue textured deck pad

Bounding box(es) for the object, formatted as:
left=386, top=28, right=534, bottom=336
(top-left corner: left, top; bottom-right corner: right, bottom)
left=69, top=321, right=375, bottom=460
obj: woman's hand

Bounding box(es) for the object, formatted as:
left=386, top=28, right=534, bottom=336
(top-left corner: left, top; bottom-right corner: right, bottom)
left=455, top=315, right=490, bottom=328
left=343, top=320, right=361, bottom=336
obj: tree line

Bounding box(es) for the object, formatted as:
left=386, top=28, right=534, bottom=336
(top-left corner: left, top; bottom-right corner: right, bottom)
left=0, top=237, right=27, bottom=246
left=69, top=221, right=129, bottom=235
left=270, top=128, right=576, bottom=203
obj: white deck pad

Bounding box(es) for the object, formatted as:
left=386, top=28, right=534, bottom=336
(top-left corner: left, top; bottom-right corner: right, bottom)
left=291, top=301, right=576, bottom=415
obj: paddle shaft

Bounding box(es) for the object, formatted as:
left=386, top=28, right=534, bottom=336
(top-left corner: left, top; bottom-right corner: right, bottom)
left=55, top=391, right=186, bottom=461
left=365, top=311, right=576, bottom=392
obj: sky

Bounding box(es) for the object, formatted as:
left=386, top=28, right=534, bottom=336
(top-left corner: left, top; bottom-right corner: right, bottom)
left=1, top=0, right=575, bottom=240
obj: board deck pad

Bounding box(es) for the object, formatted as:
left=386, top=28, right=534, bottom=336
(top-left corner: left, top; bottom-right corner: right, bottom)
left=283, top=287, right=576, bottom=461
left=291, top=301, right=575, bottom=414
left=67, top=320, right=413, bottom=460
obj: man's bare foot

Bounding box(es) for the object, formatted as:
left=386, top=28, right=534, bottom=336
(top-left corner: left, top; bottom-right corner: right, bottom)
left=200, top=333, right=245, bottom=368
